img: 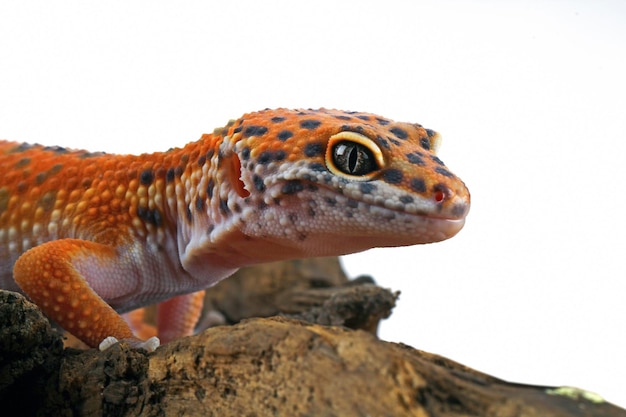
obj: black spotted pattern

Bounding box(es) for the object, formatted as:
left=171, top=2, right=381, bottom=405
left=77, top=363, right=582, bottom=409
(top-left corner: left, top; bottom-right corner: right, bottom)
left=137, top=207, right=163, bottom=227
left=304, top=143, right=324, bottom=157
left=49, top=164, right=63, bottom=175
left=185, top=111, right=462, bottom=227
left=206, top=179, right=215, bottom=198
left=300, top=119, right=322, bottom=130
left=388, top=137, right=401, bottom=146
left=257, top=150, right=288, bottom=165
left=244, top=126, right=268, bottom=137
left=257, top=151, right=272, bottom=165
left=406, top=152, right=425, bottom=166
left=375, top=136, right=389, bottom=150
left=253, top=175, right=265, bottom=191
left=410, top=178, right=427, bottom=193
left=382, top=169, right=403, bottom=184
left=435, top=167, right=454, bottom=178
left=39, top=191, right=57, bottom=211
left=219, top=199, right=230, bottom=214
left=431, top=155, right=445, bottom=166
left=390, top=127, right=408, bottom=140
left=43, top=145, right=69, bottom=154
left=359, top=183, right=376, bottom=194
left=282, top=180, right=304, bottom=195
left=196, top=197, right=205, bottom=211
left=15, top=158, right=31, bottom=168
left=166, top=168, right=176, bottom=183
left=277, top=130, right=293, bottom=141
left=11, top=143, right=34, bottom=153
left=35, top=172, right=47, bottom=185
left=140, top=170, right=154, bottom=186
left=308, top=162, right=325, bottom=171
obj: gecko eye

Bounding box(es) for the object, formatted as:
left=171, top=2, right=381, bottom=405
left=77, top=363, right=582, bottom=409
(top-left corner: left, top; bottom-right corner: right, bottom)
left=325, top=132, right=384, bottom=181
left=332, top=142, right=375, bottom=175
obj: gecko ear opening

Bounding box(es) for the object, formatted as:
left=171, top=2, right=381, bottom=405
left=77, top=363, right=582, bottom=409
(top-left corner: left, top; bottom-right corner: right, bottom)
left=226, top=153, right=250, bottom=198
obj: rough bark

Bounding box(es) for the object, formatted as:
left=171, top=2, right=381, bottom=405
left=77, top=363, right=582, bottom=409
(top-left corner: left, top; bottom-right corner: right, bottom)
left=0, top=258, right=623, bottom=417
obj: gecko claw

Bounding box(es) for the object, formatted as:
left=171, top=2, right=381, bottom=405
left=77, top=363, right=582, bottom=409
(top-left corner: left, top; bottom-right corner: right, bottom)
left=98, top=336, right=119, bottom=351
left=98, top=336, right=161, bottom=352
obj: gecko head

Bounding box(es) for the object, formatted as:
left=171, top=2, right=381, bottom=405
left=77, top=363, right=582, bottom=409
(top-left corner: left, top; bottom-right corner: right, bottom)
left=211, top=108, right=470, bottom=262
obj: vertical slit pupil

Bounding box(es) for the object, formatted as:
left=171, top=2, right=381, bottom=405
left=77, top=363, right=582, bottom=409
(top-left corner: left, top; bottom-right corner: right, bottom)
left=348, top=145, right=358, bottom=173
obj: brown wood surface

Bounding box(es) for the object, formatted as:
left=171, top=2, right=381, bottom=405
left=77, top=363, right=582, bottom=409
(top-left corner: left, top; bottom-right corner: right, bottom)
left=1, top=258, right=623, bottom=417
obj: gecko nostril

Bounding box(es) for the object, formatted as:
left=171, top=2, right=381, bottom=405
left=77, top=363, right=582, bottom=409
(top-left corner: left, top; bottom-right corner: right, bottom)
left=432, top=183, right=453, bottom=204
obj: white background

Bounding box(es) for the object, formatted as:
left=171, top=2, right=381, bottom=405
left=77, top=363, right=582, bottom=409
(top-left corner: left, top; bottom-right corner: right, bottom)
left=1, top=1, right=625, bottom=408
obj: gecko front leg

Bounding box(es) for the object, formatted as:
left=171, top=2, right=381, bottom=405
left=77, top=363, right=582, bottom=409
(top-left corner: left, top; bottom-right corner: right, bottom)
left=13, top=238, right=160, bottom=351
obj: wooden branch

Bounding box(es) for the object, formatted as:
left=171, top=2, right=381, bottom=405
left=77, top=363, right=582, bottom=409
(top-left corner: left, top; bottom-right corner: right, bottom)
left=1, top=259, right=623, bottom=416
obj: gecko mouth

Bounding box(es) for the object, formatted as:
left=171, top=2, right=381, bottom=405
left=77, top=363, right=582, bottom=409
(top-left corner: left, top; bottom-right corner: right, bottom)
left=264, top=179, right=469, bottom=244
left=275, top=177, right=470, bottom=221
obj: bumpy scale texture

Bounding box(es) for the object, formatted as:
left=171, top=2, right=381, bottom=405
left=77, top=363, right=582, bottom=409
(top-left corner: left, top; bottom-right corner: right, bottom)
left=0, top=108, right=470, bottom=350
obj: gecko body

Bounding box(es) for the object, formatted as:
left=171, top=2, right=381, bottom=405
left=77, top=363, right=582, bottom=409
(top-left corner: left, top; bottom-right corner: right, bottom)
left=0, top=108, right=470, bottom=350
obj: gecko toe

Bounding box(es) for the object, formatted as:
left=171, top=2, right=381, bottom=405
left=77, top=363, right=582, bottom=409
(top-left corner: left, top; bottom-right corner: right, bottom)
left=98, top=335, right=160, bottom=352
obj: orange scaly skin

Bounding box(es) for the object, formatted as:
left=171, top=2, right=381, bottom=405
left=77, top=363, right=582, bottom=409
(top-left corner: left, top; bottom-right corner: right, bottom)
left=0, top=108, right=470, bottom=351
